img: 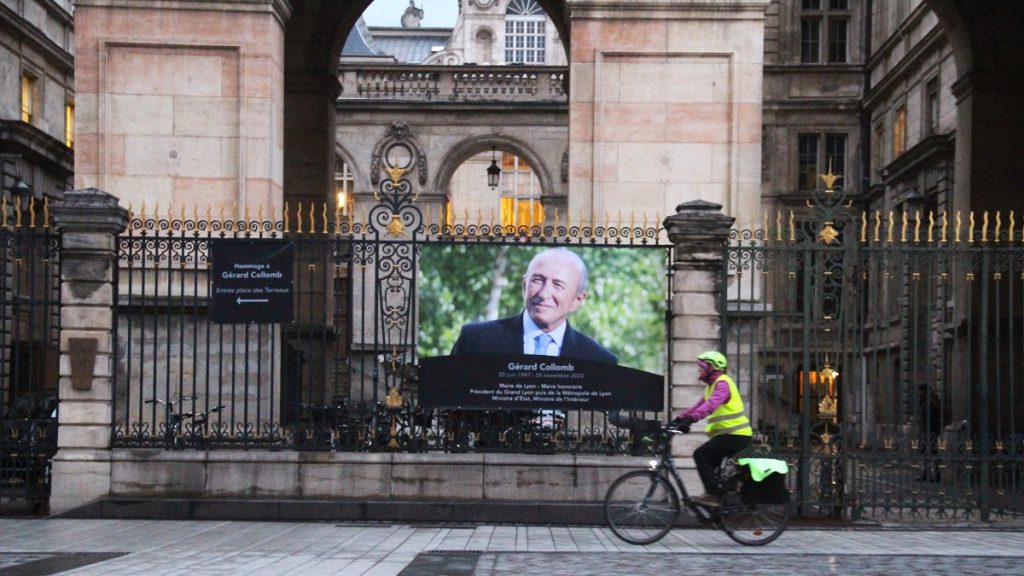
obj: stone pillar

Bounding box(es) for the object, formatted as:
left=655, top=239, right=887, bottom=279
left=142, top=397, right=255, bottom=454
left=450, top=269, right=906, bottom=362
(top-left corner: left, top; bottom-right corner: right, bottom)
left=49, top=189, right=129, bottom=514
left=284, top=71, right=340, bottom=210
left=664, top=200, right=734, bottom=454
left=567, top=0, right=769, bottom=229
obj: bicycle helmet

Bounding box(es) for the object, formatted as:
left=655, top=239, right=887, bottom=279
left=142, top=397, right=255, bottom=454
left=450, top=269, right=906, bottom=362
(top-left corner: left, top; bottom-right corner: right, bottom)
left=697, top=350, right=727, bottom=371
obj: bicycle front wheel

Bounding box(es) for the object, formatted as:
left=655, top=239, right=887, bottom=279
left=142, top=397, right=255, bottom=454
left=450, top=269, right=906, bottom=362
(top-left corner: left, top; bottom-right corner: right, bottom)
left=604, top=470, right=680, bottom=545
left=717, top=492, right=790, bottom=546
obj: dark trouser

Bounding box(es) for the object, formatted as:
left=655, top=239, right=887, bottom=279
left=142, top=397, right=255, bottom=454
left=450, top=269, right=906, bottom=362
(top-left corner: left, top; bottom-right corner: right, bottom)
left=694, top=433, right=752, bottom=496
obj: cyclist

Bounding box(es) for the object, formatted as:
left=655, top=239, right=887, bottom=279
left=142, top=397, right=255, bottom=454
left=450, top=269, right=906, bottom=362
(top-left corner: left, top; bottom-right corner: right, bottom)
left=671, top=350, right=752, bottom=507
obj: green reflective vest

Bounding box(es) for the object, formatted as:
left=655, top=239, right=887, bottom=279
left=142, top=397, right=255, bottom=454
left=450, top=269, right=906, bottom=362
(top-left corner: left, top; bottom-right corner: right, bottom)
left=704, top=374, right=752, bottom=437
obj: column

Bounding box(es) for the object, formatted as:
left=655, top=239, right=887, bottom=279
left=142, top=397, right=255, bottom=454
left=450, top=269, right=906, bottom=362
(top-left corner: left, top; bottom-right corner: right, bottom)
left=664, top=200, right=734, bottom=454
left=49, top=188, right=129, bottom=514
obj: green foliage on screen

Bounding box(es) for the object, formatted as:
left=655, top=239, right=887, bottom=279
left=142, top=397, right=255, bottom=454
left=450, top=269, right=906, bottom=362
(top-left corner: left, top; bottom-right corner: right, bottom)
left=418, top=245, right=667, bottom=374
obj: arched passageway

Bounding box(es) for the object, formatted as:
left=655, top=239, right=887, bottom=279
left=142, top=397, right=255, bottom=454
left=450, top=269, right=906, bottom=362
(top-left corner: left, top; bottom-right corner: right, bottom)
left=923, top=0, right=1024, bottom=213
left=282, top=0, right=571, bottom=211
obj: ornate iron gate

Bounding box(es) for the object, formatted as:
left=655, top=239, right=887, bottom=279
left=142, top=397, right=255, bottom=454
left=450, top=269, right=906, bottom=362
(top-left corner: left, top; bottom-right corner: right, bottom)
left=112, top=174, right=671, bottom=455
left=724, top=179, right=1024, bottom=521
left=0, top=200, right=60, bottom=508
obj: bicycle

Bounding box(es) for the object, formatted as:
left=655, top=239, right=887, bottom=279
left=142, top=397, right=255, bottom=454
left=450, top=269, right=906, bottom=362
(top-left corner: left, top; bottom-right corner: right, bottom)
left=145, top=396, right=224, bottom=449
left=604, top=422, right=790, bottom=546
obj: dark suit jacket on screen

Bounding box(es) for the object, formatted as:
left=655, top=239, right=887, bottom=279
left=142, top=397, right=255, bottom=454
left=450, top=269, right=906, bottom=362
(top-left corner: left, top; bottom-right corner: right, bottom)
left=451, top=313, right=618, bottom=365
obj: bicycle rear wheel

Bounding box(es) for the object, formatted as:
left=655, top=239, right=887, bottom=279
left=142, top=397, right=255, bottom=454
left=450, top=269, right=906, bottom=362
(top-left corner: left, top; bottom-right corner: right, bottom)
left=604, top=470, right=680, bottom=545
left=717, top=491, right=789, bottom=546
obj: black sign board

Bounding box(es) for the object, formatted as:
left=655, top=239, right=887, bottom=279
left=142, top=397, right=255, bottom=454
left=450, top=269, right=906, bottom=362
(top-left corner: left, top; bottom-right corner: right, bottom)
left=418, top=355, right=664, bottom=411
left=210, top=239, right=294, bottom=324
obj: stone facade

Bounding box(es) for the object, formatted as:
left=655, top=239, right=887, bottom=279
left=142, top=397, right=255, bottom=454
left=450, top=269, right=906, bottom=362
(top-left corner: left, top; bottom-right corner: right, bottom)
left=73, top=0, right=290, bottom=220
left=568, top=0, right=770, bottom=231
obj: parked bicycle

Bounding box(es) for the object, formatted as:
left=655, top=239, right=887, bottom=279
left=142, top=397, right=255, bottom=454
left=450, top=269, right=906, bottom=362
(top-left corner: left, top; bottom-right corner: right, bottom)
left=144, top=396, right=224, bottom=449
left=604, top=422, right=790, bottom=546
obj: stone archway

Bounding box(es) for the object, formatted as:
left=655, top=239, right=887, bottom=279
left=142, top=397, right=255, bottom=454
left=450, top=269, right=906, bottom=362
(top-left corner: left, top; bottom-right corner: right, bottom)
left=282, top=0, right=572, bottom=213
left=923, top=0, right=1024, bottom=213
left=435, top=133, right=562, bottom=226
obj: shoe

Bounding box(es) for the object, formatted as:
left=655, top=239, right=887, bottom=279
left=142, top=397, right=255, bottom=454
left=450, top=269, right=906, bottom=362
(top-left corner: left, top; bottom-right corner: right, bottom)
left=692, top=493, right=720, bottom=507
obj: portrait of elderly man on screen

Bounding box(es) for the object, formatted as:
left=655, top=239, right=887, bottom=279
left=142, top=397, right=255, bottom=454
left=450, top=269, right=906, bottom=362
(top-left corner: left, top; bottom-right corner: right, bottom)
left=451, top=247, right=617, bottom=365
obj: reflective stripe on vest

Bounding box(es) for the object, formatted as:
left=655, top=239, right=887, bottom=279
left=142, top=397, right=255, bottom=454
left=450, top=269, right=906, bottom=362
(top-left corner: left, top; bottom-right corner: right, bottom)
left=704, top=374, right=752, bottom=437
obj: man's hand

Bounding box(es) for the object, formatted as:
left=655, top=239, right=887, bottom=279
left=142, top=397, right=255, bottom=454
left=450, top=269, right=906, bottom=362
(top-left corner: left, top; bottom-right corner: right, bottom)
left=670, top=415, right=694, bottom=433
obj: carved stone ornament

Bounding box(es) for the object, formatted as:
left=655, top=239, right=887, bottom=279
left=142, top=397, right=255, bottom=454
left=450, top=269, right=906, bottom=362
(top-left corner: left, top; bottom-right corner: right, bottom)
left=418, top=152, right=428, bottom=185
left=561, top=149, right=569, bottom=183
left=389, top=122, right=410, bottom=141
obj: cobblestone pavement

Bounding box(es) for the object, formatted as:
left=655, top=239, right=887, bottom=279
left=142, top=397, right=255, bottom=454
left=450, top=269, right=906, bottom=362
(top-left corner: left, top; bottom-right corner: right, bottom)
left=0, top=519, right=1021, bottom=575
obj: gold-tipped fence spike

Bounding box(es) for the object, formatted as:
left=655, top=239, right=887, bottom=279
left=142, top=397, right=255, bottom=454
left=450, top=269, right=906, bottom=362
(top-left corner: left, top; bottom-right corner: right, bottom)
left=765, top=212, right=771, bottom=243
left=154, top=202, right=160, bottom=222
left=900, top=210, right=908, bottom=243
left=140, top=202, right=147, bottom=221
left=283, top=202, right=290, bottom=234
left=43, top=197, right=49, bottom=228
left=244, top=203, right=250, bottom=228
left=308, top=202, right=315, bottom=235
left=297, top=202, right=305, bottom=234
left=776, top=211, right=783, bottom=242
left=321, top=203, right=328, bottom=235
left=928, top=211, right=935, bottom=243
left=629, top=211, right=635, bottom=230
left=968, top=211, right=976, bottom=243
left=982, top=211, right=990, bottom=243
left=14, top=196, right=22, bottom=229
left=955, top=211, right=962, bottom=243
left=874, top=210, right=881, bottom=243
left=180, top=202, right=186, bottom=224
left=2, top=194, right=9, bottom=227
left=476, top=208, right=482, bottom=228
left=860, top=211, right=867, bottom=243
left=994, top=211, right=1001, bottom=243
left=887, top=210, right=894, bottom=244
left=941, top=211, right=948, bottom=243
left=463, top=209, right=469, bottom=228
left=28, top=197, right=36, bottom=228
left=788, top=210, right=795, bottom=242
left=913, top=210, right=921, bottom=243
left=1010, top=211, right=1016, bottom=243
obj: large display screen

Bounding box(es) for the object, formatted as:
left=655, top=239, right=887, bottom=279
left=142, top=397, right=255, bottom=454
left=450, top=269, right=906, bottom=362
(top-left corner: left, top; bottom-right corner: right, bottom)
left=417, top=245, right=667, bottom=410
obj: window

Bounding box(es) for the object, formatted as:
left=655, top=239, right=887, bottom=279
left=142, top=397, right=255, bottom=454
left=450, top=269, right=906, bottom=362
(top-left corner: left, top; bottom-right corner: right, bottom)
left=872, top=122, right=885, bottom=182
left=65, top=99, right=75, bottom=148
left=925, top=78, right=940, bottom=136
left=505, top=0, right=546, bottom=64
left=798, top=133, right=848, bottom=191
left=334, top=157, right=354, bottom=216
left=828, top=19, right=848, bottom=63
left=800, top=1, right=850, bottom=64
left=893, top=105, right=907, bottom=157
left=20, top=73, right=37, bottom=124
left=800, top=19, right=821, bottom=63
left=798, top=134, right=819, bottom=191
left=499, top=153, right=543, bottom=227
left=825, top=134, right=846, bottom=179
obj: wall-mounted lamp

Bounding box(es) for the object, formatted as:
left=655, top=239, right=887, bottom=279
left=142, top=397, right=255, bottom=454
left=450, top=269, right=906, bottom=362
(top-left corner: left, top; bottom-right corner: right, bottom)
left=486, top=147, right=501, bottom=190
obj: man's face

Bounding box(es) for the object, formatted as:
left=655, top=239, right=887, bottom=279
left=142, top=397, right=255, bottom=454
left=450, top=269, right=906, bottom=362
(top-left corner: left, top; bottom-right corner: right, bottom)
left=522, top=251, right=586, bottom=332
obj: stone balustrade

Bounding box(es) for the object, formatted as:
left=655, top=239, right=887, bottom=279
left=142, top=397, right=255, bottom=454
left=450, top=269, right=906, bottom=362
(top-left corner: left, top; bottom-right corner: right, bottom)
left=339, top=64, right=568, bottom=102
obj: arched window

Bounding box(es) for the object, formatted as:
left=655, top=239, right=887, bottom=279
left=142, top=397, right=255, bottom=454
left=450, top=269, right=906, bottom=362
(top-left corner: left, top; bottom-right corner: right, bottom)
left=447, top=149, right=544, bottom=228
left=505, top=0, right=545, bottom=64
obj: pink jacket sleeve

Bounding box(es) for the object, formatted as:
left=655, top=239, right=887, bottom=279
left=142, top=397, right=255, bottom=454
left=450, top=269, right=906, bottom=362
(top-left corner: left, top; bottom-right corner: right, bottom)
left=678, top=379, right=731, bottom=421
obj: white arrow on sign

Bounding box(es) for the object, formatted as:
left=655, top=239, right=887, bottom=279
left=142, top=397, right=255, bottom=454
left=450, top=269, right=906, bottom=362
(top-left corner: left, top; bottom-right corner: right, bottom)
left=237, top=297, right=270, bottom=305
